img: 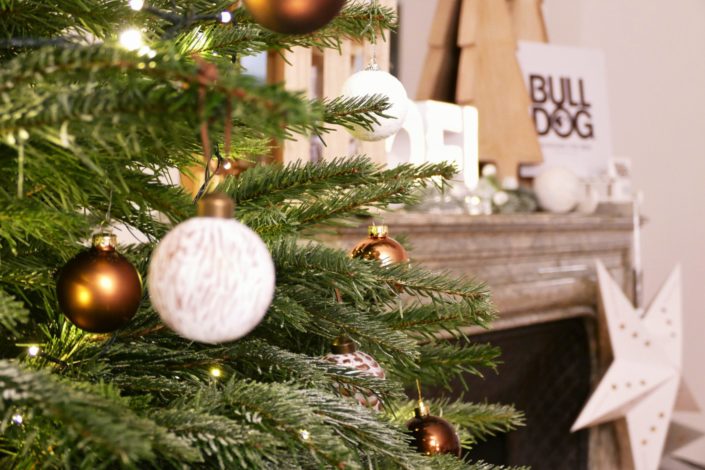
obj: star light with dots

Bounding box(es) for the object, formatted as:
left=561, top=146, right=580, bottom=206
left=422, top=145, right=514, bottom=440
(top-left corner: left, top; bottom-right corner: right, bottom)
left=571, top=261, right=683, bottom=470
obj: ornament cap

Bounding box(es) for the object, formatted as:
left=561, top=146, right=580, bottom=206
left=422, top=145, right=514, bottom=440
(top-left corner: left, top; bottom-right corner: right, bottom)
left=364, top=61, right=381, bottom=72
left=415, top=402, right=431, bottom=418
left=198, top=192, right=235, bottom=219
left=92, top=233, right=117, bottom=251
left=331, top=335, right=357, bottom=354
left=415, top=379, right=430, bottom=417
left=368, top=225, right=388, bottom=238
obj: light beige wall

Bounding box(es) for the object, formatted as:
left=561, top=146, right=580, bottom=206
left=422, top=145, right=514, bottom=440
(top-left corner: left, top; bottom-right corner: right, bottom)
left=398, top=0, right=705, bottom=417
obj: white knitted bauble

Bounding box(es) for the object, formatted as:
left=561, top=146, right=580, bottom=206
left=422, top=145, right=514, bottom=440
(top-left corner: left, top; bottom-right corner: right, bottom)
left=534, top=167, right=582, bottom=213
left=341, top=67, right=408, bottom=141
left=148, top=217, right=275, bottom=344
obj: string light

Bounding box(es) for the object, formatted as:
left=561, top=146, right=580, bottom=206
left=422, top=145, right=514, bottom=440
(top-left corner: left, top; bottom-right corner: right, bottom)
left=27, top=345, right=40, bottom=357
left=299, top=429, right=311, bottom=440
left=209, top=367, right=222, bottom=378
left=129, top=0, right=144, bottom=11
left=219, top=11, right=233, bottom=24
left=119, top=29, right=144, bottom=51
left=11, top=414, right=23, bottom=425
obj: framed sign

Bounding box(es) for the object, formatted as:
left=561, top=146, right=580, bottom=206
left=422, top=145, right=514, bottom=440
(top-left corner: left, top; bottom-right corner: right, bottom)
left=516, top=41, right=613, bottom=177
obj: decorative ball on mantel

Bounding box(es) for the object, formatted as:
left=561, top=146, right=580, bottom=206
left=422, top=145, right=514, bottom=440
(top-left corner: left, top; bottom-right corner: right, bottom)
left=350, top=225, right=409, bottom=267
left=341, top=63, right=409, bottom=141
left=147, top=192, right=275, bottom=344
left=242, top=0, right=345, bottom=35
left=323, top=335, right=386, bottom=410
left=533, top=166, right=582, bottom=214
left=56, top=233, right=142, bottom=333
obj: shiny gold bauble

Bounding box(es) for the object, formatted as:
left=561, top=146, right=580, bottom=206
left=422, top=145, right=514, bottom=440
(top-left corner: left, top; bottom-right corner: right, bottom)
left=56, top=234, right=142, bottom=333
left=242, top=0, right=345, bottom=35
left=350, top=225, right=409, bottom=267
left=406, top=406, right=461, bottom=457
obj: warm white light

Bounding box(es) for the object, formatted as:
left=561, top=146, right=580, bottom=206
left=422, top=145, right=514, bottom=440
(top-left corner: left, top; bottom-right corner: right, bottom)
left=209, top=367, right=222, bottom=378
left=119, top=29, right=144, bottom=51
left=11, top=414, right=23, bottom=425
left=129, top=0, right=144, bottom=11
left=219, top=11, right=232, bottom=23
left=299, top=430, right=310, bottom=440
left=27, top=345, right=40, bottom=357
left=222, top=160, right=233, bottom=170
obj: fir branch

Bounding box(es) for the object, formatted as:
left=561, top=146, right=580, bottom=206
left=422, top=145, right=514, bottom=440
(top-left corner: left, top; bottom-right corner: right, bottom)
left=0, top=360, right=198, bottom=467
left=0, top=290, right=29, bottom=336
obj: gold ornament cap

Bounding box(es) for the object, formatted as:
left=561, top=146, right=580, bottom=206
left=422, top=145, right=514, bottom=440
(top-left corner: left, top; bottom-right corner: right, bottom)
left=368, top=225, right=389, bottom=238
left=331, top=335, right=357, bottom=355
left=198, top=192, right=235, bottom=219
left=92, top=233, right=117, bottom=251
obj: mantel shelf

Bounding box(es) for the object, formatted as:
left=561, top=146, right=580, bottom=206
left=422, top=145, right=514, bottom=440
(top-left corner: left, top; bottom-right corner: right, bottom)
left=325, top=208, right=636, bottom=321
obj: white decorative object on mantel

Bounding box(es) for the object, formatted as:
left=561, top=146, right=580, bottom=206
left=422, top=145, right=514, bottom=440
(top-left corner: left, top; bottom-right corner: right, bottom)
left=386, top=100, right=479, bottom=191
left=572, top=261, right=684, bottom=470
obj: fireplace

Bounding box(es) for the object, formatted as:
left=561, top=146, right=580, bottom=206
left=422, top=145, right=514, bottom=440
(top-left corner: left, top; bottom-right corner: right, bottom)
left=327, top=208, right=635, bottom=469
left=450, top=318, right=592, bottom=468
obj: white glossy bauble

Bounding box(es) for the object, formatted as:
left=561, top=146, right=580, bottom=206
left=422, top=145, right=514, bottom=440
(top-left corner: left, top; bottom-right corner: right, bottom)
left=148, top=217, right=275, bottom=344
left=534, top=167, right=582, bottom=213
left=341, top=68, right=408, bottom=141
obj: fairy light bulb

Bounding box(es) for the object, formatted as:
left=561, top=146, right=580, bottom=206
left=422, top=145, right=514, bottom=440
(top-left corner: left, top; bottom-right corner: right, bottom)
left=129, top=0, right=144, bottom=10
left=209, top=367, right=222, bottom=378
left=11, top=414, right=23, bottom=425
left=27, top=345, right=40, bottom=357
left=220, top=11, right=232, bottom=23
left=119, top=29, right=144, bottom=51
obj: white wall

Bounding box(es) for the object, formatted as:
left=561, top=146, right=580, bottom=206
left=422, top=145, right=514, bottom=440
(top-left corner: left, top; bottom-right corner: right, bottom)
left=399, top=0, right=705, bottom=460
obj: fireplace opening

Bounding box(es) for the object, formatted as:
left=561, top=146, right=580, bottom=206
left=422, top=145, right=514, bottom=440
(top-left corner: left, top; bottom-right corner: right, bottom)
left=434, top=317, right=593, bottom=469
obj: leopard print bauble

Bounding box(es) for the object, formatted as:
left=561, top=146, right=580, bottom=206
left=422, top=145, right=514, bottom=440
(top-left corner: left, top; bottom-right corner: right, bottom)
left=324, top=336, right=386, bottom=410
left=148, top=193, right=275, bottom=344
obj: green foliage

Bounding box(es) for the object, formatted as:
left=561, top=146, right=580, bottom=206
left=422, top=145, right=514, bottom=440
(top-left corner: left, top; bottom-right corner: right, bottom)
left=0, top=1, right=524, bottom=468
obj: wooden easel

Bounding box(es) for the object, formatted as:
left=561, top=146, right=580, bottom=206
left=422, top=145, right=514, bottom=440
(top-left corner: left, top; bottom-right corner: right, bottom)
left=418, top=0, right=547, bottom=180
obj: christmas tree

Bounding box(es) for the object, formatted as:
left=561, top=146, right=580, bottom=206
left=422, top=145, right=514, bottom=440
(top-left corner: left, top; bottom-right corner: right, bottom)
left=0, top=1, right=523, bottom=468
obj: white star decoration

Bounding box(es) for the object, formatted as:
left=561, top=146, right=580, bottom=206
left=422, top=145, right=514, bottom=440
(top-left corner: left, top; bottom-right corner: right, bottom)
left=571, top=261, right=683, bottom=470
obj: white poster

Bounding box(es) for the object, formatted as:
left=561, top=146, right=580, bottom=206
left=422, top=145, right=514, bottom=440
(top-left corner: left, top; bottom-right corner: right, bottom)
left=516, top=41, right=613, bottom=178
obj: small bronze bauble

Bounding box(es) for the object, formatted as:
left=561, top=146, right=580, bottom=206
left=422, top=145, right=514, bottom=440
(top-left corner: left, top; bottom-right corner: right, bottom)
left=350, top=225, right=409, bottom=267
left=242, top=0, right=345, bottom=35
left=56, top=234, right=142, bottom=333
left=406, top=404, right=461, bottom=457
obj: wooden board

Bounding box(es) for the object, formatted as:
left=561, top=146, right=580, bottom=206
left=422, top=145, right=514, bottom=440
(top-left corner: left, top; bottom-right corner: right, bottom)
left=507, top=0, right=549, bottom=42
left=417, top=0, right=462, bottom=102
left=456, top=0, right=543, bottom=179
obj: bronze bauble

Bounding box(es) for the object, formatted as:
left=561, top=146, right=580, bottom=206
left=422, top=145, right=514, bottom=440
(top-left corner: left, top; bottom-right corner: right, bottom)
left=242, top=0, right=345, bottom=35
left=350, top=225, right=409, bottom=267
left=406, top=407, right=461, bottom=457
left=56, top=234, right=142, bottom=333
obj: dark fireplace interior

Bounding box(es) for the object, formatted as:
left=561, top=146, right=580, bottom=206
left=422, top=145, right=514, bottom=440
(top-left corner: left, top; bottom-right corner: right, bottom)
left=434, top=317, right=593, bottom=469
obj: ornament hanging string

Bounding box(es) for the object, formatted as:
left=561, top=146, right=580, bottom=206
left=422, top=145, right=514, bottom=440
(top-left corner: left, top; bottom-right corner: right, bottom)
left=361, top=0, right=380, bottom=68
left=193, top=56, right=234, bottom=203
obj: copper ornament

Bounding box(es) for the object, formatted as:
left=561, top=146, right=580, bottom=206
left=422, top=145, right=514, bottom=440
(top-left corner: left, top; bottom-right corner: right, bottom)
left=406, top=406, right=461, bottom=457
left=56, top=234, right=142, bottom=333
left=350, top=225, right=409, bottom=267
left=242, top=0, right=345, bottom=35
